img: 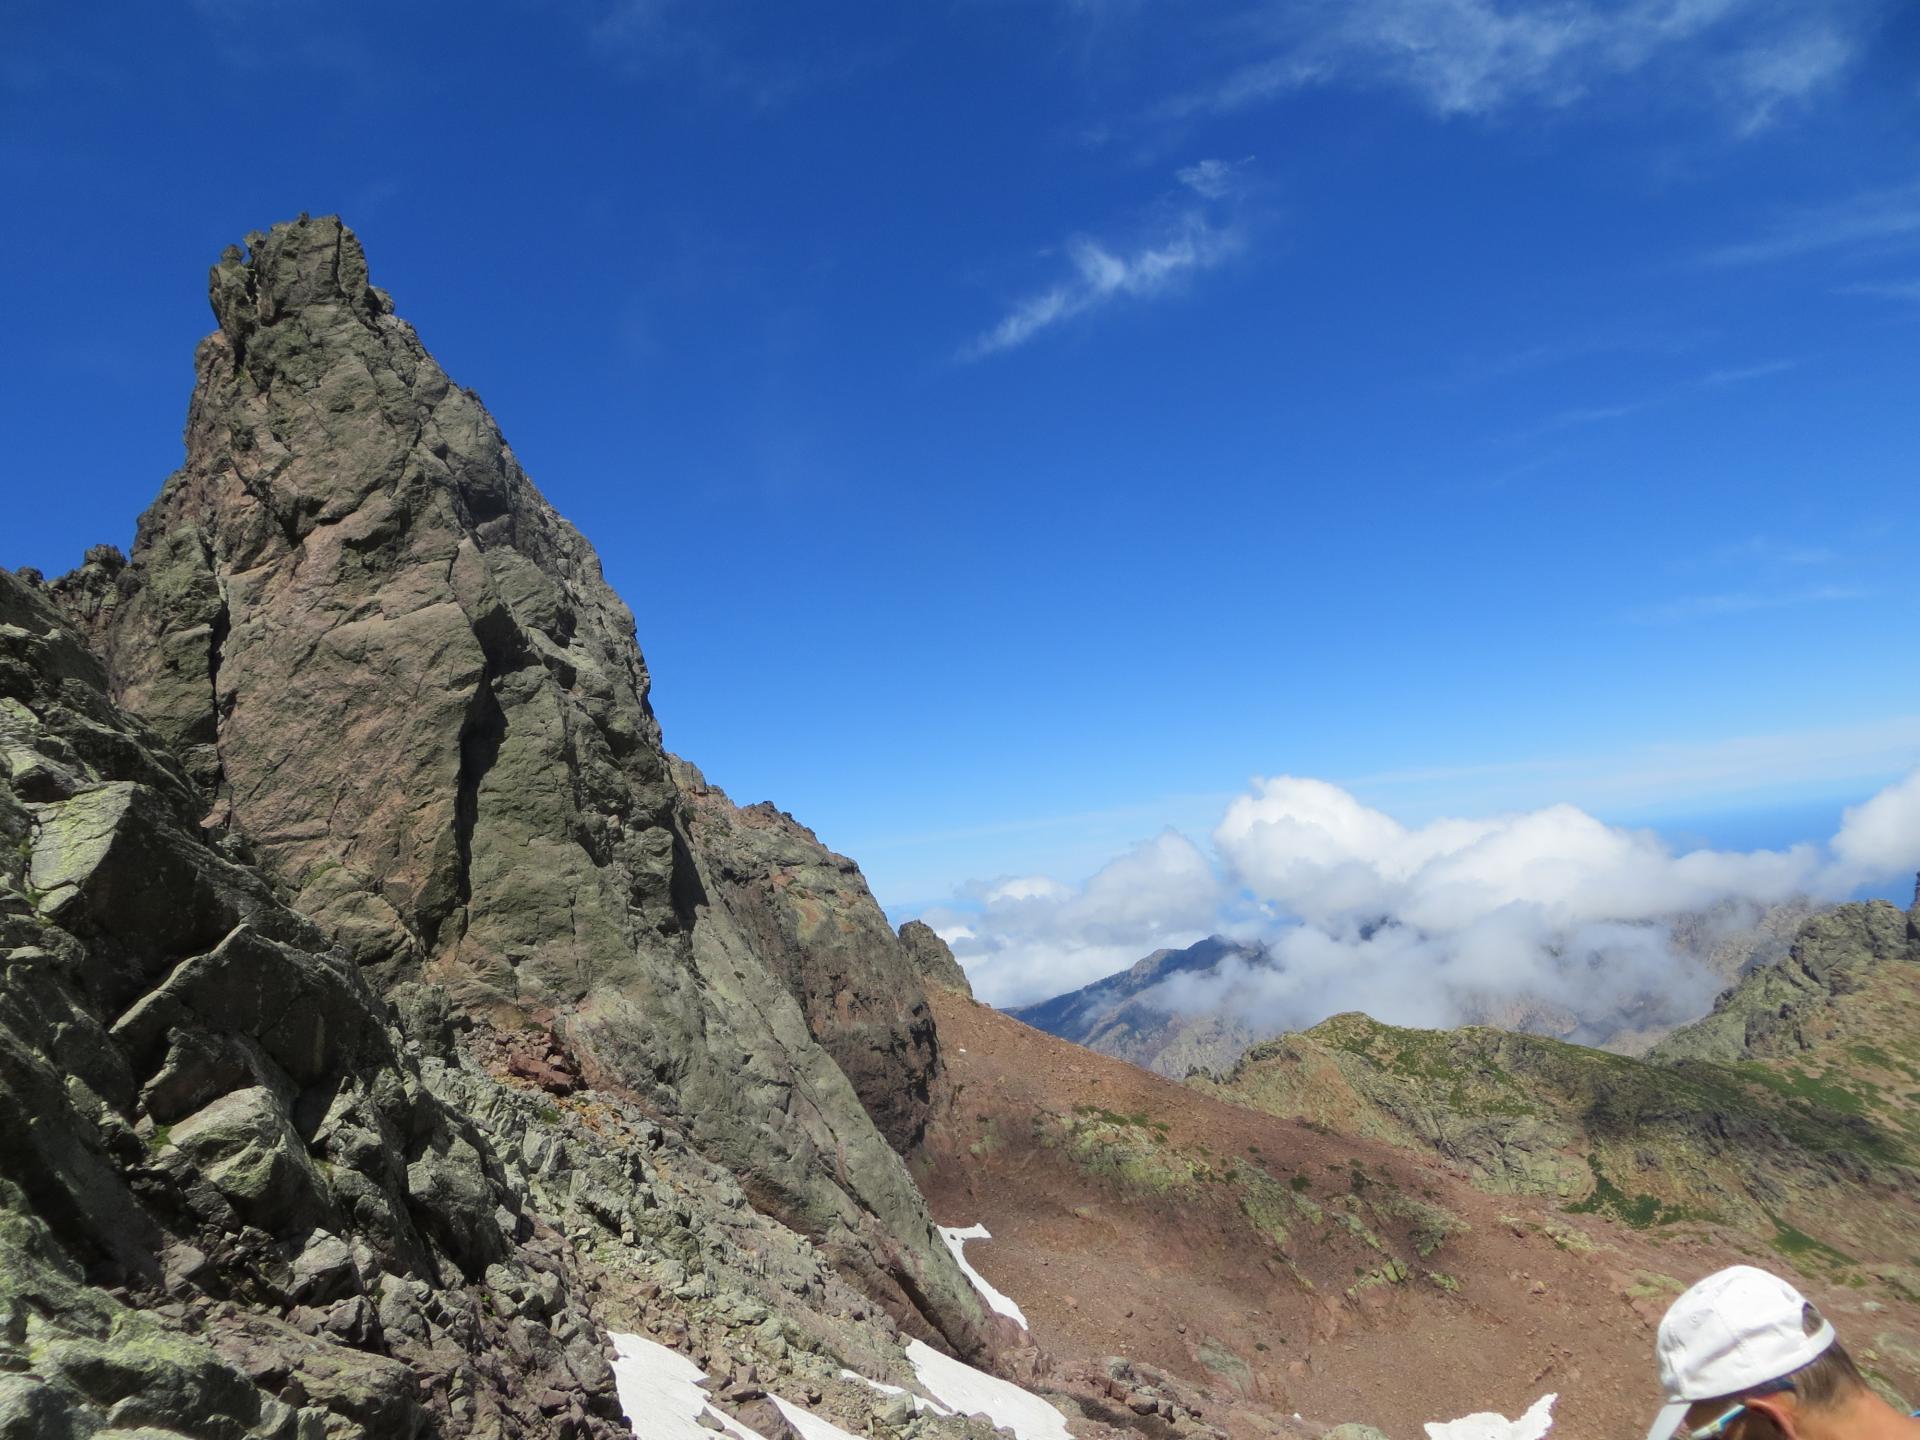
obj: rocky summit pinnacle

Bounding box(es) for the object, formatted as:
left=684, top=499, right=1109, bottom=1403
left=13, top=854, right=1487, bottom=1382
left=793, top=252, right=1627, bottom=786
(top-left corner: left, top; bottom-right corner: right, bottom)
left=79, top=214, right=985, bottom=1352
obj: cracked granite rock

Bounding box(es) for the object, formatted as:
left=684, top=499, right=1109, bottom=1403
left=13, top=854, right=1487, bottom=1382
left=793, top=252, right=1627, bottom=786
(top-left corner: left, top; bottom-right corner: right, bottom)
left=77, top=215, right=984, bottom=1355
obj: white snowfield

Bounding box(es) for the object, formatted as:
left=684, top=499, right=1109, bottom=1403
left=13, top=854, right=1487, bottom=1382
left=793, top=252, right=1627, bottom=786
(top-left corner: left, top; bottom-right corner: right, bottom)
left=608, top=1332, right=764, bottom=1440
left=612, top=1330, right=1074, bottom=1440
left=1425, top=1392, right=1559, bottom=1440
left=906, top=1338, right=1074, bottom=1440
left=938, top=1222, right=1030, bottom=1329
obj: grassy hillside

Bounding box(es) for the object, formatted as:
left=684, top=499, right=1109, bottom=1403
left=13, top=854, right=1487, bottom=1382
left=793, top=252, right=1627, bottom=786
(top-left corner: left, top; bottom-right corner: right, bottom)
left=1193, top=900, right=1920, bottom=1292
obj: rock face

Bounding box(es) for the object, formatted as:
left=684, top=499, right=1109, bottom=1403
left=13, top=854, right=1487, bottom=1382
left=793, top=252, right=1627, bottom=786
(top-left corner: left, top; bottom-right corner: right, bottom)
left=1648, top=900, right=1916, bottom=1063
left=79, top=216, right=982, bottom=1352
left=670, top=758, right=939, bottom=1151
left=0, top=570, right=1025, bottom=1440
left=897, top=920, right=972, bottom=997
left=1, top=568, right=629, bottom=1439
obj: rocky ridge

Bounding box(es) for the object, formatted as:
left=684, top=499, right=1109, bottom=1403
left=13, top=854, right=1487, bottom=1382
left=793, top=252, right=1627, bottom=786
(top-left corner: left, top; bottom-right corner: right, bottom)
left=0, top=216, right=1093, bottom=1440
left=1006, top=937, right=1265, bottom=1079
left=73, top=214, right=982, bottom=1356
left=1, top=567, right=626, bottom=1438
left=6, top=557, right=1066, bottom=1440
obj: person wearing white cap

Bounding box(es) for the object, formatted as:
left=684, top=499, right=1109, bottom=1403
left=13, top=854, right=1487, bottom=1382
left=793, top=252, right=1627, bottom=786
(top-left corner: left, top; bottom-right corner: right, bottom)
left=1647, top=1265, right=1918, bottom=1440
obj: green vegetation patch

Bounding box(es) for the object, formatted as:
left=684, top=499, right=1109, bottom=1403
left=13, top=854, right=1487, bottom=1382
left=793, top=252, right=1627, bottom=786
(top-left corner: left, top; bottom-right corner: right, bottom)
left=1050, top=1110, right=1205, bottom=1192
left=1565, top=1154, right=1701, bottom=1229
left=1768, top=1214, right=1853, bottom=1268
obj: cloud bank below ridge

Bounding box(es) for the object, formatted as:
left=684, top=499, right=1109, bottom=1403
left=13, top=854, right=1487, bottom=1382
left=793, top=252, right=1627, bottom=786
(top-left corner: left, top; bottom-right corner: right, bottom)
left=922, top=768, right=1920, bottom=1028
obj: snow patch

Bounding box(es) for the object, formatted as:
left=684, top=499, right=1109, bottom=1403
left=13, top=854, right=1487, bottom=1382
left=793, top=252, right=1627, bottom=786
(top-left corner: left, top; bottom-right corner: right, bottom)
left=608, top=1332, right=765, bottom=1439
left=906, top=1337, right=1073, bottom=1440
left=612, top=1331, right=873, bottom=1440
left=937, top=1223, right=1029, bottom=1328
left=1426, top=1392, right=1559, bottom=1440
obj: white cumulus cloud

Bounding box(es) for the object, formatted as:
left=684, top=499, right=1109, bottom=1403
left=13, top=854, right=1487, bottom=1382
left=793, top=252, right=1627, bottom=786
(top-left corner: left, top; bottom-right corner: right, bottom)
left=921, top=830, right=1222, bottom=1005
left=1215, top=775, right=1822, bottom=930
left=1831, top=769, right=1920, bottom=882
left=924, top=767, right=1920, bottom=1030
left=1189, top=774, right=1839, bottom=1035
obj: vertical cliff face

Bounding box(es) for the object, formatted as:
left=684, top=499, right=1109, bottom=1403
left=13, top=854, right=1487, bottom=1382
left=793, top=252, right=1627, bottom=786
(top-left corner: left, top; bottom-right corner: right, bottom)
left=91, top=216, right=981, bottom=1352
left=0, top=569, right=631, bottom=1440
left=671, top=758, right=940, bottom=1150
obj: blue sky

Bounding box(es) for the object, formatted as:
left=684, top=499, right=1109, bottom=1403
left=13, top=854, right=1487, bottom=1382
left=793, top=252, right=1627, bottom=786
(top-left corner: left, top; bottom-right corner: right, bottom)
left=4, top=2, right=1918, bottom=998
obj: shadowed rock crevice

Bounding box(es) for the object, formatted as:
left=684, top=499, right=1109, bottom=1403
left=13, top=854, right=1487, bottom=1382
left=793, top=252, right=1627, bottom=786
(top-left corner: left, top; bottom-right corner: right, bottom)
left=439, top=660, right=505, bottom=949
left=205, top=582, right=230, bottom=755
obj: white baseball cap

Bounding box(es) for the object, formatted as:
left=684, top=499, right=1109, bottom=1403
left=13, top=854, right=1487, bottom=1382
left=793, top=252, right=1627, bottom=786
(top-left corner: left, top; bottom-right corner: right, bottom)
left=1645, top=1267, right=1836, bottom=1440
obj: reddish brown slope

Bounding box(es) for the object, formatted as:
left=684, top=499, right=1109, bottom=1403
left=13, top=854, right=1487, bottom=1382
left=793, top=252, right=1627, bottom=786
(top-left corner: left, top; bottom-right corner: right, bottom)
left=917, top=991, right=1920, bottom=1440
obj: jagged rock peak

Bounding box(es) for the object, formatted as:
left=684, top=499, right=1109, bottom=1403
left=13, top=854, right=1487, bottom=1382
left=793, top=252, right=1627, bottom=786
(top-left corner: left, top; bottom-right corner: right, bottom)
left=212, top=213, right=384, bottom=349
left=898, top=919, right=972, bottom=997
left=92, top=215, right=988, bottom=1355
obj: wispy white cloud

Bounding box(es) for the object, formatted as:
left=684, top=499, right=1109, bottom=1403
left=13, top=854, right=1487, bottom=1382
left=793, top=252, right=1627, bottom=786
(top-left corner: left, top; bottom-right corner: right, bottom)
left=1514, top=399, right=1654, bottom=439
left=1838, top=278, right=1920, bottom=302
left=1721, top=23, right=1854, bottom=135
left=1176, top=155, right=1254, bottom=199
left=1699, top=357, right=1798, bottom=386
left=1626, top=582, right=1870, bottom=625
left=1700, top=534, right=1836, bottom=569
left=961, top=208, right=1243, bottom=360
left=1149, top=0, right=1870, bottom=133
left=1702, top=179, right=1920, bottom=266
left=1509, top=355, right=1798, bottom=440
left=1446, top=324, right=1718, bottom=389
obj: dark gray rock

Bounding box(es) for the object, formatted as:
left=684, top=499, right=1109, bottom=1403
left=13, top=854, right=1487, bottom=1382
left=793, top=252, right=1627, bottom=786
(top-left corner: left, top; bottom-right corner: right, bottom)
left=898, top=921, right=972, bottom=997
left=0, top=569, right=630, bottom=1439
left=95, top=215, right=983, bottom=1352
left=672, top=757, right=941, bottom=1151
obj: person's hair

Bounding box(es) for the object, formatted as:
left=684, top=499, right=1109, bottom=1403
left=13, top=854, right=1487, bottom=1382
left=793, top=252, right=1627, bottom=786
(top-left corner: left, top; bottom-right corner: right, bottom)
left=1785, top=1328, right=1866, bottom=1412
left=1705, top=1304, right=1867, bottom=1418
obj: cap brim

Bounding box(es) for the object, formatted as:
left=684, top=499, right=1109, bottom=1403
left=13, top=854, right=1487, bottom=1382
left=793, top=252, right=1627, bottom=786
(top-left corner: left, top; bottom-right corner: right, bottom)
left=1645, top=1399, right=1691, bottom=1440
